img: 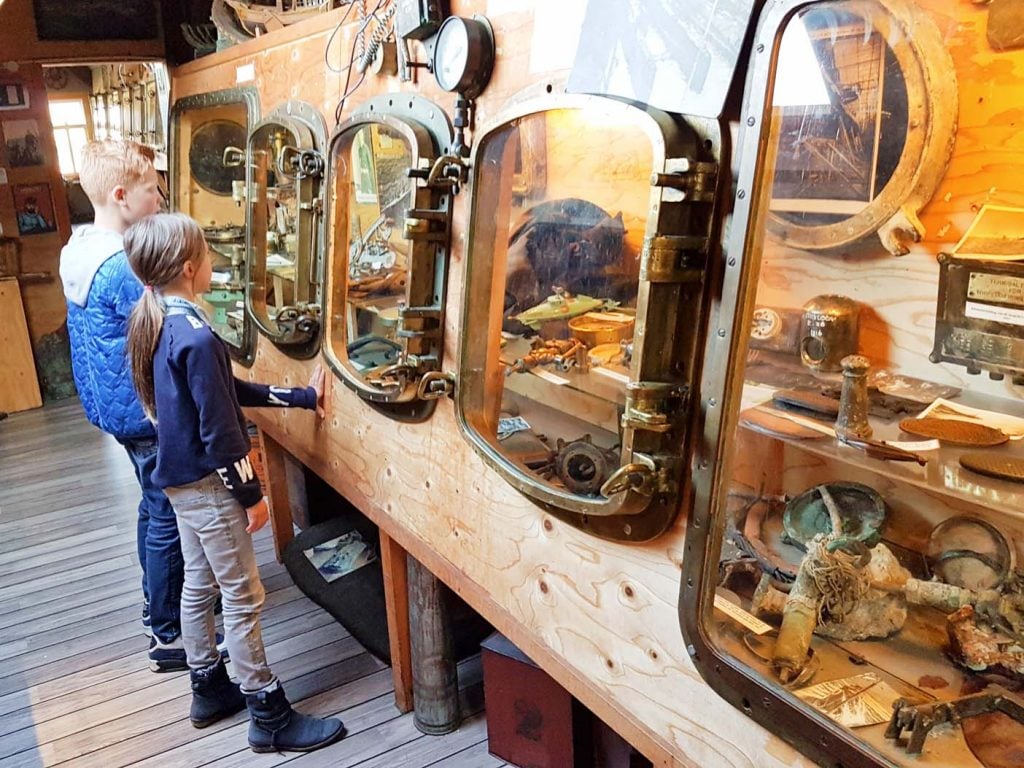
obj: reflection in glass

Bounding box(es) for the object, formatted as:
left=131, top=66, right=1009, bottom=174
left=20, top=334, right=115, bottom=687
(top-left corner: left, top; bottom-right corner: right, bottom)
left=331, top=123, right=413, bottom=384
left=770, top=7, right=908, bottom=226
left=173, top=103, right=249, bottom=351
left=248, top=122, right=320, bottom=346
left=466, top=107, right=651, bottom=499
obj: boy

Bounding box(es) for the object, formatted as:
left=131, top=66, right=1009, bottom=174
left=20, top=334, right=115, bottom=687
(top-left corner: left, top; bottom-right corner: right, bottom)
left=58, top=139, right=189, bottom=672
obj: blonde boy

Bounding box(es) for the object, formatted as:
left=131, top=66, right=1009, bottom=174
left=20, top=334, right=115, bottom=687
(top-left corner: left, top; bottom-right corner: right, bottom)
left=58, top=140, right=190, bottom=671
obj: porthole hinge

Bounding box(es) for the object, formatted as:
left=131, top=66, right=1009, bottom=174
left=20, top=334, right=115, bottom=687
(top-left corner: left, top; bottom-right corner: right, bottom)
left=640, top=235, right=709, bottom=283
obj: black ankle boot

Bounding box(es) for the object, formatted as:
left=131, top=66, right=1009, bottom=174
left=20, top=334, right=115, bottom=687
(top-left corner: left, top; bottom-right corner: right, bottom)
left=245, top=685, right=346, bottom=753
left=190, top=659, right=246, bottom=728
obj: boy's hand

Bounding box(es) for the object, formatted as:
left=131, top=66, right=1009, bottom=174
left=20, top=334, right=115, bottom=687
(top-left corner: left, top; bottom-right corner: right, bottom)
left=246, top=497, right=269, bottom=533
left=309, top=363, right=326, bottom=418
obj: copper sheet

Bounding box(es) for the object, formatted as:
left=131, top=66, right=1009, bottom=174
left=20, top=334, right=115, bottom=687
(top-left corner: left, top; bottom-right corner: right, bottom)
left=898, top=418, right=1009, bottom=447
left=959, top=452, right=1024, bottom=484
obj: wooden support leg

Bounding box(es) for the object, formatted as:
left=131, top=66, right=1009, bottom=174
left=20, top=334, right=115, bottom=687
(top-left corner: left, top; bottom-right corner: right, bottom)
left=380, top=531, right=414, bottom=713
left=259, top=429, right=293, bottom=563
left=408, top=556, right=461, bottom=734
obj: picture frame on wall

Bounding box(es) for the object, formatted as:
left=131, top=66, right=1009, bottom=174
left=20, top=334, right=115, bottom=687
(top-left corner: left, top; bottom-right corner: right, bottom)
left=2, top=119, right=45, bottom=167
left=13, top=183, right=58, bottom=237
left=0, top=83, right=30, bottom=111
left=32, top=0, right=160, bottom=42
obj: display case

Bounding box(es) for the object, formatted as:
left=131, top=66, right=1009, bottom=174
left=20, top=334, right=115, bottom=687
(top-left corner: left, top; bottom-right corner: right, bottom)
left=683, top=2, right=1024, bottom=766
left=454, top=90, right=724, bottom=541
left=323, top=95, right=455, bottom=421
left=245, top=100, right=327, bottom=358
left=170, top=87, right=259, bottom=364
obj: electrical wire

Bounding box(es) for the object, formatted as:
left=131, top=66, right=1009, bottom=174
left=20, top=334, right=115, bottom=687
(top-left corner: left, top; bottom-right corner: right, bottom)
left=329, top=0, right=390, bottom=127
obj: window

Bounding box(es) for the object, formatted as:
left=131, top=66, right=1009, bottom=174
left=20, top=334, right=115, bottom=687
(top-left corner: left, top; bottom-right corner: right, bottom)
left=49, top=99, right=90, bottom=176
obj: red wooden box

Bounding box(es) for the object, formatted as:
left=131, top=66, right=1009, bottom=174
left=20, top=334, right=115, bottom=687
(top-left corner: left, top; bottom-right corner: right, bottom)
left=481, top=632, right=593, bottom=768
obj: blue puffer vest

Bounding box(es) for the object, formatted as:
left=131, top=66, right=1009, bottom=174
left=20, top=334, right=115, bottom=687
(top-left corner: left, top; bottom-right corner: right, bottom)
left=65, top=251, right=154, bottom=440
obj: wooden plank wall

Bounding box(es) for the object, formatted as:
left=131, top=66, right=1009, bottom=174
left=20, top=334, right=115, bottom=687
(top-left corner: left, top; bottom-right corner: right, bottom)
left=0, top=277, right=42, bottom=412
left=169, top=1, right=1018, bottom=765
left=0, top=62, right=73, bottom=403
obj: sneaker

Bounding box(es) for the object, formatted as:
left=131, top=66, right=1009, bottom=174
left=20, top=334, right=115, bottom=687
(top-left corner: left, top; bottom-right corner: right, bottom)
left=149, top=633, right=229, bottom=673
left=142, top=602, right=152, bottom=638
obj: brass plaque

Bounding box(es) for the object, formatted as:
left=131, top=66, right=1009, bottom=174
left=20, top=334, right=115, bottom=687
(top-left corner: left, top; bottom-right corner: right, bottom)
left=967, top=272, right=1024, bottom=306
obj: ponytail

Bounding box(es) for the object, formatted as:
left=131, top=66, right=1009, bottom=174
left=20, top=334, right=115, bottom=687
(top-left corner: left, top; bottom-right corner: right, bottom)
left=127, top=289, right=164, bottom=421
left=123, top=212, right=208, bottom=421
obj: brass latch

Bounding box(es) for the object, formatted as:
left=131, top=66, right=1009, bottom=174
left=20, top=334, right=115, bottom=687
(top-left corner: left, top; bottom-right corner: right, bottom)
left=640, top=235, right=708, bottom=283
left=416, top=370, right=456, bottom=400
left=408, top=154, right=469, bottom=193
left=622, top=381, right=688, bottom=433
left=599, top=452, right=677, bottom=498
left=650, top=157, right=718, bottom=203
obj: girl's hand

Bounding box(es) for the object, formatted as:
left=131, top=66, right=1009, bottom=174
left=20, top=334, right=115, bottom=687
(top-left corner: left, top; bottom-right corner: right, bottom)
left=309, top=363, right=326, bottom=418
left=246, top=497, right=269, bottom=533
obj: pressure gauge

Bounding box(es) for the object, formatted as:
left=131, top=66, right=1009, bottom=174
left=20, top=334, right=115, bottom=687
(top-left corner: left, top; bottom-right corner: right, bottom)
left=431, top=15, right=495, bottom=100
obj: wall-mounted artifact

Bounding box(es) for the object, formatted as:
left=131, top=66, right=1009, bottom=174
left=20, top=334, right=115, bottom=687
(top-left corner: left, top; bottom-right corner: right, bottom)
left=13, top=183, right=57, bottom=237
left=170, top=87, right=260, bottom=364
left=322, top=95, right=455, bottom=422
left=764, top=0, right=957, bottom=256
left=213, top=0, right=333, bottom=44
left=2, top=119, right=44, bottom=167
left=452, top=87, right=724, bottom=541
left=246, top=100, right=327, bottom=358
left=799, top=294, right=859, bottom=373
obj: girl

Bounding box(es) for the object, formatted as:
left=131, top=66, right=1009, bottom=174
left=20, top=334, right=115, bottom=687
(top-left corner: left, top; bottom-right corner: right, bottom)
left=125, top=213, right=345, bottom=753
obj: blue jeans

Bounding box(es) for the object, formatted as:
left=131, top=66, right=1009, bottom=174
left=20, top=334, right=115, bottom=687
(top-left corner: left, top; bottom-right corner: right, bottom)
left=119, top=436, right=184, bottom=643
left=164, top=472, right=274, bottom=692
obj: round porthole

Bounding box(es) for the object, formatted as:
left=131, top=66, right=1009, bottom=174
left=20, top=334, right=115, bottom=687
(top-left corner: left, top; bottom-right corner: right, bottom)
left=188, top=119, right=247, bottom=195
left=765, top=0, right=956, bottom=255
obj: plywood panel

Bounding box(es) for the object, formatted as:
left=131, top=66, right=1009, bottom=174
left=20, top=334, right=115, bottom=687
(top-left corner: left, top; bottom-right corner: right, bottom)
left=0, top=278, right=41, bottom=412
left=169, top=1, right=1024, bottom=766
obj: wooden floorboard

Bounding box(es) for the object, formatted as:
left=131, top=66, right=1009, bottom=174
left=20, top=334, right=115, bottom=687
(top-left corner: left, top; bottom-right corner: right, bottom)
left=0, top=400, right=502, bottom=767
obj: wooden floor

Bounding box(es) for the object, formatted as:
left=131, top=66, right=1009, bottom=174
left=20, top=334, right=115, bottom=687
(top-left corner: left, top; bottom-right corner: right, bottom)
left=0, top=400, right=506, bottom=768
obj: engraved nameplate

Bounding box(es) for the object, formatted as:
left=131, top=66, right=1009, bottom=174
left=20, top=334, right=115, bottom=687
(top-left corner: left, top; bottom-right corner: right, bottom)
left=967, top=272, right=1024, bottom=306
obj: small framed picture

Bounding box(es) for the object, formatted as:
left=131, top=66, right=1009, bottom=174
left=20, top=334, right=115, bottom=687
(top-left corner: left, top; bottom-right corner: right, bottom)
left=0, top=83, right=30, bottom=111
left=13, top=183, right=58, bottom=236
left=3, top=119, right=45, bottom=167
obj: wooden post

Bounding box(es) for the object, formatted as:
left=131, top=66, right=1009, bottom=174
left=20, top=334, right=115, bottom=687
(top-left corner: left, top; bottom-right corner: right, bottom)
left=380, top=531, right=414, bottom=713
left=407, top=556, right=460, bottom=734
left=259, top=429, right=294, bottom=563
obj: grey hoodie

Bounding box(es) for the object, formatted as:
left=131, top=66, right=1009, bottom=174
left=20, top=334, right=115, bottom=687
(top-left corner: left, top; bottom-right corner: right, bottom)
left=59, top=225, right=126, bottom=307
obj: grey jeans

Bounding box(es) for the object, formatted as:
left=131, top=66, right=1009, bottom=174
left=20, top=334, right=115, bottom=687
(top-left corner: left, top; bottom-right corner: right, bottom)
left=164, top=472, right=275, bottom=693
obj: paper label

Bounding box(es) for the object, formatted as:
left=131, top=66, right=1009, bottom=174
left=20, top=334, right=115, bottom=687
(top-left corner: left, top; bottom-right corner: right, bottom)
left=713, top=594, right=772, bottom=635
left=967, top=272, right=1024, bottom=306
left=965, top=300, right=1024, bottom=327
left=236, top=63, right=256, bottom=84
left=794, top=673, right=902, bottom=728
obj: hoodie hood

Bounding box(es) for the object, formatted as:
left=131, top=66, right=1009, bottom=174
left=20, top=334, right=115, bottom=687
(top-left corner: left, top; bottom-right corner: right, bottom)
left=59, top=226, right=126, bottom=307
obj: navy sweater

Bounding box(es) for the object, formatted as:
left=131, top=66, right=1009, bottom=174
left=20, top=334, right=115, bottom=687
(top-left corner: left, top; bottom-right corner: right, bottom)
left=151, top=299, right=315, bottom=507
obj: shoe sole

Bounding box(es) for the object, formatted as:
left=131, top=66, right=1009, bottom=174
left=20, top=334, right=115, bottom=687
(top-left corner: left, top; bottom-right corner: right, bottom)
left=249, top=725, right=347, bottom=753
left=149, top=660, right=189, bottom=673
left=192, top=704, right=247, bottom=729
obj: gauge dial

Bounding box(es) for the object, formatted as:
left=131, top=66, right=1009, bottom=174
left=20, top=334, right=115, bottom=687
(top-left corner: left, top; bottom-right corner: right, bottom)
left=430, top=15, right=495, bottom=100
